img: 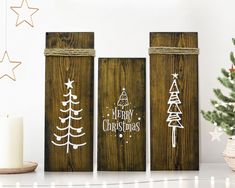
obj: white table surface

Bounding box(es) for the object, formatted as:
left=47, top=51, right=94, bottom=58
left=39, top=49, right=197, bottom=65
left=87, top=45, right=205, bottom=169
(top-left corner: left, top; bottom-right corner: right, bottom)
left=0, top=163, right=234, bottom=187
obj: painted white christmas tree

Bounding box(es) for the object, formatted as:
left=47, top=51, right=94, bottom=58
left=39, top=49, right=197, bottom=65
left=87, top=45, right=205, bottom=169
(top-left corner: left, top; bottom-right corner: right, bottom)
left=166, top=73, right=184, bottom=148
left=117, top=88, right=129, bottom=109
left=51, top=79, right=86, bottom=154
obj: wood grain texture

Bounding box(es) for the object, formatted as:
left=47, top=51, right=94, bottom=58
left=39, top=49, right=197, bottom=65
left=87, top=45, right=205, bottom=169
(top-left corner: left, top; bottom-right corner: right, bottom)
left=98, top=58, right=146, bottom=171
left=150, top=32, right=199, bottom=170
left=45, top=32, right=94, bottom=171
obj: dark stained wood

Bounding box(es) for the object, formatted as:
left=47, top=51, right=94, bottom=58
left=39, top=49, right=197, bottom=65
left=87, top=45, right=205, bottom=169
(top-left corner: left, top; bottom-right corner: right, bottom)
left=150, top=32, right=199, bottom=170
left=45, top=32, right=94, bottom=171
left=98, top=58, right=146, bottom=171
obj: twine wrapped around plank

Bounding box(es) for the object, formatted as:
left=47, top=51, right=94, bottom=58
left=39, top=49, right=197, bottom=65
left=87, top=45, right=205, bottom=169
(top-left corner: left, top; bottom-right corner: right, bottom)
left=44, top=48, right=96, bottom=57
left=149, top=47, right=199, bottom=55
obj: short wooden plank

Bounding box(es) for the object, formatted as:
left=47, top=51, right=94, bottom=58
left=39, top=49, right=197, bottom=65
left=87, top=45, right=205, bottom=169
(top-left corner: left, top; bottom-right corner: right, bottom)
left=98, top=58, right=146, bottom=171
left=45, top=32, right=94, bottom=171
left=150, top=32, right=199, bottom=170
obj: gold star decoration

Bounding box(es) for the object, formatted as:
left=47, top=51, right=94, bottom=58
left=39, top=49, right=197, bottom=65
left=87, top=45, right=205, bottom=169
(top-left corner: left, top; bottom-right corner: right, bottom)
left=0, top=51, right=21, bottom=81
left=11, top=0, right=39, bottom=27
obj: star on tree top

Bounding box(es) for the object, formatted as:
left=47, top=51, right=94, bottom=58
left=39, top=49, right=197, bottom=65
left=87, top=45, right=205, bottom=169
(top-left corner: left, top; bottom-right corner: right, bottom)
left=172, top=73, right=178, bottom=79
left=65, top=79, right=74, bottom=89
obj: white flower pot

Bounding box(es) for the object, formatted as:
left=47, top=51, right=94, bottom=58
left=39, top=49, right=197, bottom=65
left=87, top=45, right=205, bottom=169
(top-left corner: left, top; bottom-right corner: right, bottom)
left=223, top=136, right=235, bottom=171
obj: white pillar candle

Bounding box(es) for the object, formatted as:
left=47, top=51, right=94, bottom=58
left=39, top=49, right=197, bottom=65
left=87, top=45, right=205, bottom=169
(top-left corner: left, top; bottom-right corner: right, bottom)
left=0, top=115, right=23, bottom=168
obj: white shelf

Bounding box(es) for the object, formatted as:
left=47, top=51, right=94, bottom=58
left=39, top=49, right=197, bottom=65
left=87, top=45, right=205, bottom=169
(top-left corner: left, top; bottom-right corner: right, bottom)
left=0, top=163, right=234, bottom=187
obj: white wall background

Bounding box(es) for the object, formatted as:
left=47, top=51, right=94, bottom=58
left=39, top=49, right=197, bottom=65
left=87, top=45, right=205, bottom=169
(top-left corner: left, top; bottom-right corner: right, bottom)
left=0, top=0, right=234, bottom=166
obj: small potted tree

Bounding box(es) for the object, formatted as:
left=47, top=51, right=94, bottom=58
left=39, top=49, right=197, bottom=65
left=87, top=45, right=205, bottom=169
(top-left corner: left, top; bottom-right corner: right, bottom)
left=202, top=39, right=235, bottom=171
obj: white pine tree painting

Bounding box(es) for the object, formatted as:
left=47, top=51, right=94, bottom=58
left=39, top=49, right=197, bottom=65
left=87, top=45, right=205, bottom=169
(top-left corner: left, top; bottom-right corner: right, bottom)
left=166, top=73, right=184, bottom=148
left=117, top=88, right=129, bottom=109
left=51, top=79, right=86, bottom=154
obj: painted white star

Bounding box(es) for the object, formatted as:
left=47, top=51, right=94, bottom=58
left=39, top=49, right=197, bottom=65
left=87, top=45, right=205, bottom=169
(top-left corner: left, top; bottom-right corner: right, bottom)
left=11, top=0, right=39, bottom=27
left=172, top=73, right=178, bottom=79
left=0, top=51, right=21, bottom=81
left=65, top=79, right=74, bottom=89
left=209, top=127, right=223, bottom=141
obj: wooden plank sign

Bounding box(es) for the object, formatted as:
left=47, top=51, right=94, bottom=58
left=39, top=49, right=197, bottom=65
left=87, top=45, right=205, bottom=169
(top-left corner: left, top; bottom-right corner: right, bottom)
left=150, top=32, right=199, bottom=170
left=98, top=58, right=146, bottom=171
left=45, top=32, right=94, bottom=171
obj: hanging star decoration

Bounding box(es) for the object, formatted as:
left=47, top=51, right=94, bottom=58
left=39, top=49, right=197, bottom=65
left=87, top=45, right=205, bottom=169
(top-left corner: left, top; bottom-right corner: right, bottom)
left=11, top=0, right=39, bottom=27
left=0, top=51, right=21, bottom=81
left=209, top=127, right=223, bottom=142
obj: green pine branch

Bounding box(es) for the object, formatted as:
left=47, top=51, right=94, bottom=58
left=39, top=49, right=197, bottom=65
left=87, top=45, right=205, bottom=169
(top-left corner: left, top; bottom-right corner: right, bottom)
left=221, top=68, right=230, bottom=77
left=201, top=38, right=235, bottom=136
left=218, top=77, right=235, bottom=91
left=213, top=89, right=235, bottom=102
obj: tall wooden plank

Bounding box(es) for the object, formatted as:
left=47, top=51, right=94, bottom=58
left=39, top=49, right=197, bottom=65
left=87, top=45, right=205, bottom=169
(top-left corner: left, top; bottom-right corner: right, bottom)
left=150, top=32, right=199, bottom=170
left=45, top=32, right=94, bottom=171
left=98, top=58, right=146, bottom=171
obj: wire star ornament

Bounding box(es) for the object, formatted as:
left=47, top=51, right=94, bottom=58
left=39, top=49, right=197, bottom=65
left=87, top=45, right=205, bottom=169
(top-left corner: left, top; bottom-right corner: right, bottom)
left=0, top=51, right=21, bottom=81
left=11, top=0, right=39, bottom=27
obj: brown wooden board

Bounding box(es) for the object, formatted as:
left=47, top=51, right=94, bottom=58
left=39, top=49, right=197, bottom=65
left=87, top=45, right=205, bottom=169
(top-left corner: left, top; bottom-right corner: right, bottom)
left=45, top=32, right=94, bottom=171
left=98, top=58, right=146, bottom=171
left=150, top=32, right=199, bottom=170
